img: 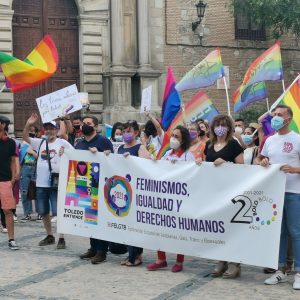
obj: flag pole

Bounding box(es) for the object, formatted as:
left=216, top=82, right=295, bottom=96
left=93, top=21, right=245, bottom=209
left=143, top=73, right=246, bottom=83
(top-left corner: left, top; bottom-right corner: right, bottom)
left=181, top=104, right=187, bottom=127
left=266, top=97, right=270, bottom=111
left=0, top=84, right=6, bottom=93
left=223, top=76, right=231, bottom=116
left=282, top=79, right=286, bottom=92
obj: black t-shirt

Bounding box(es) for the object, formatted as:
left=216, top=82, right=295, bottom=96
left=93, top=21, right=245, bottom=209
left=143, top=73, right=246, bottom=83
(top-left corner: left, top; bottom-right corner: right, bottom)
left=75, top=134, right=114, bottom=153
left=204, top=139, right=243, bottom=163
left=0, top=138, right=17, bottom=181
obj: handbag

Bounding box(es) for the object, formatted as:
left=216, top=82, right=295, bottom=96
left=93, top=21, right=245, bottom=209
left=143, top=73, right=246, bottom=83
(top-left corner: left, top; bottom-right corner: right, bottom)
left=46, top=140, right=60, bottom=190
left=26, top=139, right=45, bottom=200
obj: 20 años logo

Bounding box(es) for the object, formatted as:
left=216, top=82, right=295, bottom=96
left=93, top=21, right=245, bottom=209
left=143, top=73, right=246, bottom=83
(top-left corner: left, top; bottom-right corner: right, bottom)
left=230, top=192, right=278, bottom=231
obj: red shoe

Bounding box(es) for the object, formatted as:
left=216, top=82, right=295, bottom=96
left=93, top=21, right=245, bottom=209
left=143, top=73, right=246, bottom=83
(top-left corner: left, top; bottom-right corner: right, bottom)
left=147, top=261, right=167, bottom=271
left=171, top=264, right=183, bottom=273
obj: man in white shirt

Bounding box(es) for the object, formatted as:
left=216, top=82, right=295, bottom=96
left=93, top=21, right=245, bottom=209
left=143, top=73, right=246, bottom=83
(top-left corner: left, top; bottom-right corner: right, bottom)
left=23, top=113, right=73, bottom=249
left=258, top=105, right=300, bottom=289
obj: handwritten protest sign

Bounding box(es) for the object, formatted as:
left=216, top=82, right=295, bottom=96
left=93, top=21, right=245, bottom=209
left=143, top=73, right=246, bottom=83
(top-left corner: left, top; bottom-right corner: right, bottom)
left=140, top=85, right=152, bottom=113
left=58, top=150, right=286, bottom=269
left=36, top=84, right=82, bottom=123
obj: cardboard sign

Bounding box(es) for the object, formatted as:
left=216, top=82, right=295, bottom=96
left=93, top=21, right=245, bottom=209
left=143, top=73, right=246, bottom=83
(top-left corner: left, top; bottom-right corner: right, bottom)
left=140, top=86, right=152, bottom=113
left=36, top=84, right=82, bottom=123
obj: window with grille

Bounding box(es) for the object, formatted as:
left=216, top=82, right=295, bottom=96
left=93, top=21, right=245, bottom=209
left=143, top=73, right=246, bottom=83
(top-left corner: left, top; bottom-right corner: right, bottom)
left=235, top=13, right=266, bottom=41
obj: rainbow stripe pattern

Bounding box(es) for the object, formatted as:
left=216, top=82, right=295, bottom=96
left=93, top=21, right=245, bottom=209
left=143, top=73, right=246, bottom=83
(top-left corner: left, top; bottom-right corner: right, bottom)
left=157, top=91, right=219, bottom=159
left=271, top=76, right=300, bottom=133
left=233, top=82, right=268, bottom=113
left=175, top=49, right=224, bottom=92
left=242, top=42, right=283, bottom=87
left=0, top=35, right=58, bottom=92
left=161, top=66, right=181, bottom=130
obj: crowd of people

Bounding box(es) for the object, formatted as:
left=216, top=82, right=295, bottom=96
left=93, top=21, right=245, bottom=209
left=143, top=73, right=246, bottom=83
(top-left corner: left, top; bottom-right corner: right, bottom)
left=0, top=103, right=299, bottom=290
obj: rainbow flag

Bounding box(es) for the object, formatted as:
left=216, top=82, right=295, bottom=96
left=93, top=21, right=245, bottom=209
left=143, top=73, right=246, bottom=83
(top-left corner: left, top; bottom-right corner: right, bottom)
left=157, top=91, right=219, bottom=159
left=0, top=35, right=58, bottom=92
left=175, top=49, right=224, bottom=92
left=233, top=82, right=268, bottom=113
left=270, top=74, right=300, bottom=133
left=161, top=66, right=181, bottom=130
left=242, top=42, right=283, bottom=87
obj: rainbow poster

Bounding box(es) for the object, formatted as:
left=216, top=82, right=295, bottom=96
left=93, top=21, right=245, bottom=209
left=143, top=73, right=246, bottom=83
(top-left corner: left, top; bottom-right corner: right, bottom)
left=64, top=160, right=100, bottom=225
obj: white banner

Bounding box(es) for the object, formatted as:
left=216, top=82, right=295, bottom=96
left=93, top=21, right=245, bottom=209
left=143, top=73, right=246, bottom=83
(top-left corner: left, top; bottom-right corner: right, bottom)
left=36, top=84, right=82, bottom=123
left=57, top=150, right=286, bottom=268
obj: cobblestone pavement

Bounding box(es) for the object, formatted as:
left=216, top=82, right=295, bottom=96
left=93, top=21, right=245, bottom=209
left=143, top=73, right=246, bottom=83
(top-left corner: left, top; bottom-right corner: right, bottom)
left=0, top=209, right=299, bottom=300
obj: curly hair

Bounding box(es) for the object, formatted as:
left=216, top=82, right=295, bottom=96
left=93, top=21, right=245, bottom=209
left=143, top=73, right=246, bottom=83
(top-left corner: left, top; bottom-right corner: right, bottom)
left=173, top=125, right=191, bottom=152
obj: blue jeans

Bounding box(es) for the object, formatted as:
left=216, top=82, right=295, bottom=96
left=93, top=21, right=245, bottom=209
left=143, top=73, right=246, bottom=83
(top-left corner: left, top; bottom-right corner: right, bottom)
left=20, top=165, right=36, bottom=215
left=36, top=187, right=57, bottom=217
left=279, top=192, right=300, bottom=271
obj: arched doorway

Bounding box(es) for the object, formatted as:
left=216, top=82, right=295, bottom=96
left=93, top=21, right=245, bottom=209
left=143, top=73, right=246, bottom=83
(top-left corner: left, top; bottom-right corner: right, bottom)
left=12, top=0, right=79, bottom=135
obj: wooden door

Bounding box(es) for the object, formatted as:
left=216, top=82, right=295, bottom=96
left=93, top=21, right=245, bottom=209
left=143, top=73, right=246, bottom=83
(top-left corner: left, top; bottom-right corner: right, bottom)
left=12, top=0, right=79, bottom=135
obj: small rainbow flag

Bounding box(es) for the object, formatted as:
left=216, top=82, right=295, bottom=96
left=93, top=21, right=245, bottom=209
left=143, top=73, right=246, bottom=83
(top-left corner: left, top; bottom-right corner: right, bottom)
left=0, top=35, right=58, bottom=92
left=161, top=66, right=181, bottom=130
left=242, top=42, right=283, bottom=87
left=233, top=82, right=268, bottom=113
left=270, top=74, right=300, bottom=133
left=157, top=91, right=219, bottom=159
left=175, top=49, right=224, bottom=92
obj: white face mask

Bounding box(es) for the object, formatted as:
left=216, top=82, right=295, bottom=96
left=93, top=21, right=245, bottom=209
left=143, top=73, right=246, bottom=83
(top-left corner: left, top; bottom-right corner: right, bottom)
left=170, top=137, right=181, bottom=150
left=235, top=126, right=243, bottom=134
left=114, top=135, right=123, bottom=142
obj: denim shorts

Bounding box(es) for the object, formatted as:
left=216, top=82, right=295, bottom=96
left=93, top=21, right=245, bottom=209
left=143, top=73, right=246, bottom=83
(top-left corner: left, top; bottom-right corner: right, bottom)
left=36, top=187, right=57, bottom=216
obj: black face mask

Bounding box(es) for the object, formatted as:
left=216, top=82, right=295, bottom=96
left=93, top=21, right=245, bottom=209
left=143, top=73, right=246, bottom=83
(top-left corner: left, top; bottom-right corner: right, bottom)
left=81, top=123, right=94, bottom=136
left=199, top=129, right=206, bottom=137
left=73, top=125, right=81, bottom=130
left=29, top=133, right=36, bottom=138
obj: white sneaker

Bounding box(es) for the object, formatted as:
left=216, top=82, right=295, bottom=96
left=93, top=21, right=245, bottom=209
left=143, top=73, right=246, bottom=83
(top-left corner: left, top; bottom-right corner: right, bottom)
left=264, top=271, right=288, bottom=285
left=8, top=240, right=19, bottom=250
left=13, top=215, right=18, bottom=223
left=51, top=216, right=57, bottom=223
left=293, top=273, right=300, bottom=290
left=1, top=227, right=8, bottom=233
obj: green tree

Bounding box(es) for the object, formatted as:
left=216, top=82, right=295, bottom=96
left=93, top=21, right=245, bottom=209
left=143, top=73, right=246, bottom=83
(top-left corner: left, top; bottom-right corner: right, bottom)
left=231, top=0, right=300, bottom=39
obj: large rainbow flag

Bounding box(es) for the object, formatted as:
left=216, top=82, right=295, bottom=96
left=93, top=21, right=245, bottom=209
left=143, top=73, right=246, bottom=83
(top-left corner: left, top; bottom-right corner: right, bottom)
left=270, top=74, right=300, bottom=133
left=233, top=82, right=268, bottom=113
left=161, top=66, right=181, bottom=130
left=175, top=49, right=224, bottom=92
left=242, top=42, right=283, bottom=87
left=157, top=91, right=219, bottom=159
left=0, top=35, right=58, bottom=92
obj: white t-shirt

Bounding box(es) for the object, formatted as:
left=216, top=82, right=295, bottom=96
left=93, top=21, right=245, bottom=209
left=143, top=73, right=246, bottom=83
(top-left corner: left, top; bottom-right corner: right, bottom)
left=30, top=138, right=73, bottom=187
left=261, top=131, right=300, bottom=193
left=244, top=146, right=258, bottom=165
left=150, top=132, right=164, bottom=156
left=162, top=149, right=195, bottom=162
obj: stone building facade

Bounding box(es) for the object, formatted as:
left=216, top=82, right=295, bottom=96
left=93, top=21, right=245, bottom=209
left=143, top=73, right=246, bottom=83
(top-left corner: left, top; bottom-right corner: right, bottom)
left=0, top=0, right=299, bottom=134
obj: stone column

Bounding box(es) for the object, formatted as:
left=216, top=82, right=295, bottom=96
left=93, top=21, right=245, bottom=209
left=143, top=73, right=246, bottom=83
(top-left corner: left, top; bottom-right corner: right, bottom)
left=137, top=0, right=150, bottom=68
left=111, top=0, right=124, bottom=68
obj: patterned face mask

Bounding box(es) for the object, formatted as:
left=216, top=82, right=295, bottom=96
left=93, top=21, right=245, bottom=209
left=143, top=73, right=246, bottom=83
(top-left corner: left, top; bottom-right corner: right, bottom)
left=214, top=126, right=228, bottom=137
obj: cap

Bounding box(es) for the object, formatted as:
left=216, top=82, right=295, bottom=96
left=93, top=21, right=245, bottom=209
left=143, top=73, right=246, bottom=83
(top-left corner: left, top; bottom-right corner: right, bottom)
left=43, top=121, right=58, bottom=128
left=0, top=115, right=10, bottom=125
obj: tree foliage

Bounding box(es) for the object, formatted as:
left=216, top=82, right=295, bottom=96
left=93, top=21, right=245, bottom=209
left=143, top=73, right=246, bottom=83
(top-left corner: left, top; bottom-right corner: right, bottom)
left=231, top=0, right=300, bottom=39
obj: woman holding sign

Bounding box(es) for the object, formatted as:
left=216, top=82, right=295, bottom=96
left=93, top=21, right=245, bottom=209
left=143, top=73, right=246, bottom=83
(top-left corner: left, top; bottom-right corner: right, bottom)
left=204, top=115, right=244, bottom=279
left=147, top=125, right=195, bottom=273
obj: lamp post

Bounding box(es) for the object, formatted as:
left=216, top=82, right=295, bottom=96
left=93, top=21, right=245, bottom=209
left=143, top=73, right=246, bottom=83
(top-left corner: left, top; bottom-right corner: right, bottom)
left=192, top=0, right=207, bottom=31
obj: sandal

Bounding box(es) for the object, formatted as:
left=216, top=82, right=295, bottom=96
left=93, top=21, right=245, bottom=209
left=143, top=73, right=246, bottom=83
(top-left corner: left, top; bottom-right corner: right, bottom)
left=120, top=257, right=129, bottom=266
left=222, top=263, right=241, bottom=279
left=125, top=258, right=143, bottom=267
left=211, top=261, right=228, bottom=277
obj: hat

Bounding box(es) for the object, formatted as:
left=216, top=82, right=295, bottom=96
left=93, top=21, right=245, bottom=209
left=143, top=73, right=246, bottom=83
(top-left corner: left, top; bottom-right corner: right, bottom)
left=43, top=121, right=58, bottom=128
left=0, top=115, right=10, bottom=125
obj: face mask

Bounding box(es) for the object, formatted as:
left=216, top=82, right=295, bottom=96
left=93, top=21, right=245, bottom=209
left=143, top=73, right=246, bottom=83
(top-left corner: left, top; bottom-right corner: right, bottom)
left=189, top=130, right=198, bottom=140
left=199, top=129, right=206, bottom=137
left=242, top=134, right=253, bottom=145
left=214, top=126, right=228, bottom=137
left=114, top=135, right=123, bottom=142
left=123, top=132, right=134, bottom=144
left=170, top=137, right=181, bottom=150
left=235, top=126, right=243, bottom=134
left=73, top=125, right=81, bottom=130
left=29, top=133, right=36, bottom=138
left=271, top=116, right=286, bottom=131
left=81, top=123, right=95, bottom=136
